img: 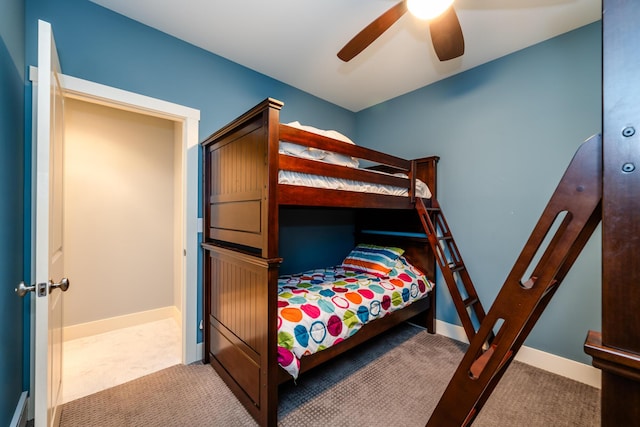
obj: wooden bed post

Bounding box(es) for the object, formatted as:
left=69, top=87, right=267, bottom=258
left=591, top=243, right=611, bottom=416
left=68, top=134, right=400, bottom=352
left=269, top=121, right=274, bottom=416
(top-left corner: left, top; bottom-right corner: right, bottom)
left=583, top=1, right=640, bottom=424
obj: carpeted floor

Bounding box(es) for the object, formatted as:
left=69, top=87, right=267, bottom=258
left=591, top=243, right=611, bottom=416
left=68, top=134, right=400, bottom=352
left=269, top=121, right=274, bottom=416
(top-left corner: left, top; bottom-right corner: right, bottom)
left=60, top=324, right=600, bottom=426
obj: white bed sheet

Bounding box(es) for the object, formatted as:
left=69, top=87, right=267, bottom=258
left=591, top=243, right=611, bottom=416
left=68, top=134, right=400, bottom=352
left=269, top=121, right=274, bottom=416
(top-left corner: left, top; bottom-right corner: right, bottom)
left=278, top=170, right=432, bottom=198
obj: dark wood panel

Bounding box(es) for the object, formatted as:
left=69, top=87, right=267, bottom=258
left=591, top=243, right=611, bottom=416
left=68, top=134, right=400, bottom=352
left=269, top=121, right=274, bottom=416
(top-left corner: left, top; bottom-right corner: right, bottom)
left=602, top=373, right=640, bottom=423
left=414, top=156, right=439, bottom=198
left=208, top=127, right=266, bottom=199
left=203, top=243, right=281, bottom=426
left=205, top=113, right=268, bottom=249
left=602, top=0, right=640, bottom=354
left=208, top=247, right=269, bottom=354
left=210, top=200, right=262, bottom=234
left=599, top=2, right=640, bottom=423
left=209, top=321, right=261, bottom=405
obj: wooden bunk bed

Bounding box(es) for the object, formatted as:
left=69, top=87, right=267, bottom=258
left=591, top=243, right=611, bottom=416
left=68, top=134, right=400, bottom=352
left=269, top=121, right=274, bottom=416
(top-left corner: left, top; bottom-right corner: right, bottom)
left=201, top=98, right=440, bottom=426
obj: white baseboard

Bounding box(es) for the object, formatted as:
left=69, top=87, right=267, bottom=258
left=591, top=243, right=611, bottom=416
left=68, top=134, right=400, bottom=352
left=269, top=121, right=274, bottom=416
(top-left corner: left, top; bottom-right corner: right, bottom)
left=64, top=306, right=181, bottom=341
left=10, top=391, right=28, bottom=427
left=435, top=320, right=601, bottom=389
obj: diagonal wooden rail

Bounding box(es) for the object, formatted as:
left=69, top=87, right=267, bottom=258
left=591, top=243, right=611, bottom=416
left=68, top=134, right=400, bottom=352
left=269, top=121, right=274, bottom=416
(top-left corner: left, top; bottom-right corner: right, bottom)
left=427, top=134, right=602, bottom=426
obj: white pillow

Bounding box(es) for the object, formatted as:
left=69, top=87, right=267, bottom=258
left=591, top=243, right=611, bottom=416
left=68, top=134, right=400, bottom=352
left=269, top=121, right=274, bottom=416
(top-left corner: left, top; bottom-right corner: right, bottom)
left=280, top=121, right=359, bottom=168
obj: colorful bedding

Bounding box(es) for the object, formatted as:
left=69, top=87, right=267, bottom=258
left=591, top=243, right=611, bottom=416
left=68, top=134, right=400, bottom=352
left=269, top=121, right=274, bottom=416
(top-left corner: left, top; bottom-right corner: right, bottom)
left=277, top=256, right=434, bottom=378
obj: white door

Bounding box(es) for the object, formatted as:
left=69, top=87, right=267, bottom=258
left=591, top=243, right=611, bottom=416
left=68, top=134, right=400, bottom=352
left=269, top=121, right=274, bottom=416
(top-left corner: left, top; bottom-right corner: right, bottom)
left=34, top=19, right=67, bottom=427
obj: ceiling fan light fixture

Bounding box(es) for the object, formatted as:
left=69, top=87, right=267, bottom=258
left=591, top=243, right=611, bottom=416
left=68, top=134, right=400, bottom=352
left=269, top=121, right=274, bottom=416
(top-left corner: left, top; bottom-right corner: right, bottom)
left=406, top=0, right=454, bottom=20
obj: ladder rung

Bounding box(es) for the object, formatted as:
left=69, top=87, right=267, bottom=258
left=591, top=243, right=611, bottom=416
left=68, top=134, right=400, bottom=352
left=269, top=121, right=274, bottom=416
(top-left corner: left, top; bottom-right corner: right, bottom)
left=463, top=297, right=478, bottom=308
left=469, top=344, right=514, bottom=380
left=448, top=263, right=465, bottom=272
left=415, top=196, right=486, bottom=347
left=522, top=277, right=558, bottom=298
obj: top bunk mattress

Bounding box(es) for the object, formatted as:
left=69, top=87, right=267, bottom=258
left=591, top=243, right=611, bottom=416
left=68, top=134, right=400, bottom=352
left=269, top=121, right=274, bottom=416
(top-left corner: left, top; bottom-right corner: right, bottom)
left=278, top=169, right=432, bottom=198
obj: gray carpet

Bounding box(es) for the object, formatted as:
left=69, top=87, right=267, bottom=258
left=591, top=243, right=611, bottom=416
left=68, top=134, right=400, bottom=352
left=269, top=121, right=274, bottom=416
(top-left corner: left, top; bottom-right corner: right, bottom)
left=60, top=324, right=600, bottom=426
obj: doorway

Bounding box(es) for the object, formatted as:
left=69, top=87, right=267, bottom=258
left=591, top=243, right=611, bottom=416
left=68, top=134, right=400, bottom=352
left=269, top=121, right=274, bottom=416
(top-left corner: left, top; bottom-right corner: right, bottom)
left=28, top=67, right=201, bottom=407
left=61, top=98, right=184, bottom=401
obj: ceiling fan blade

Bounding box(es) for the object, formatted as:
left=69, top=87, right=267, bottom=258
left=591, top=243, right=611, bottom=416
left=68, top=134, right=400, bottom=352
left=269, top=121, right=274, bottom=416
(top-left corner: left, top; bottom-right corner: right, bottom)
left=429, top=6, right=465, bottom=61
left=338, top=1, right=408, bottom=62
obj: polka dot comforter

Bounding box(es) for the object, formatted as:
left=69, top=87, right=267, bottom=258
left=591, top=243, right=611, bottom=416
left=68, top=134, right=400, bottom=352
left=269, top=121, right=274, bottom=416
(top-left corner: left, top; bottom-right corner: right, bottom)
left=277, top=256, right=434, bottom=378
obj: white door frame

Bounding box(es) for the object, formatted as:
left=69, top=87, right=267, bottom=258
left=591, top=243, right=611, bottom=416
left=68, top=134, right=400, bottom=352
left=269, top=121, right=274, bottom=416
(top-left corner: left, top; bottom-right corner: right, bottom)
left=29, top=66, right=202, bottom=366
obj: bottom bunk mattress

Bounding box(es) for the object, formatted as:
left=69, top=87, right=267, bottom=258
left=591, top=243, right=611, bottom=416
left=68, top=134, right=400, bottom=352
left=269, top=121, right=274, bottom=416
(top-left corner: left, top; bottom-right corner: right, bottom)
left=277, top=250, right=434, bottom=379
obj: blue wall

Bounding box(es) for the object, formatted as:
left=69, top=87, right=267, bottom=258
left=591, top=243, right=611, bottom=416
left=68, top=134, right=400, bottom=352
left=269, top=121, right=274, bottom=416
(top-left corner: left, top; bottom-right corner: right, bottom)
left=279, top=208, right=356, bottom=274
left=356, top=23, right=602, bottom=364
left=0, top=0, right=25, bottom=424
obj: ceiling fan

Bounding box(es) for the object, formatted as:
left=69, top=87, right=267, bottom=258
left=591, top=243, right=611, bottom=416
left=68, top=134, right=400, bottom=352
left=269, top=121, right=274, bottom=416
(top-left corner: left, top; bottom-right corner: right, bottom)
left=337, top=0, right=464, bottom=62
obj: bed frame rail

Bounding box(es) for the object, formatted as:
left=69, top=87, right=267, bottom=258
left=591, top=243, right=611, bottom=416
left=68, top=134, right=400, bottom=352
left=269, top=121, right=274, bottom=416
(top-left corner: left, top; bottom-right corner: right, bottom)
left=279, top=123, right=412, bottom=172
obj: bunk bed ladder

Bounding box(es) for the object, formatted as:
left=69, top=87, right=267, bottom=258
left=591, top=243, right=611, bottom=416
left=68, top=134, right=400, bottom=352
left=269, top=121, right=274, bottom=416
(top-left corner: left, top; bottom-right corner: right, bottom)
left=426, top=134, right=603, bottom=426
left=415, top=197, right=490, bottom=344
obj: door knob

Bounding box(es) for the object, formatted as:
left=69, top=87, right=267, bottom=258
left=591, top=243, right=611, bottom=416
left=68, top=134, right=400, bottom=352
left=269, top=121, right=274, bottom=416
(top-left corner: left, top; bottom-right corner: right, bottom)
left=49, top=277, right=70, bottom=292
left=15, top=278, right=70, bottom=297
left=15, top=281, right=36, bottom=297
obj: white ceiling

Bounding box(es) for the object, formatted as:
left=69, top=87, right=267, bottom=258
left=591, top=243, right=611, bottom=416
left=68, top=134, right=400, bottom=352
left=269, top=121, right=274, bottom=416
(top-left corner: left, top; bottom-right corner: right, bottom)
left=89, top=0, right=601, bottom=112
